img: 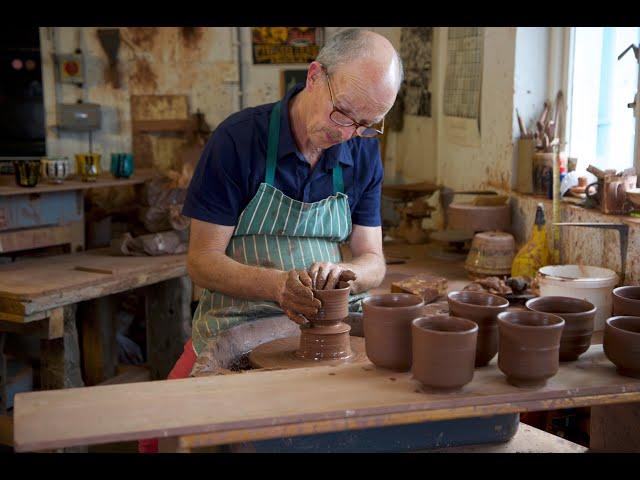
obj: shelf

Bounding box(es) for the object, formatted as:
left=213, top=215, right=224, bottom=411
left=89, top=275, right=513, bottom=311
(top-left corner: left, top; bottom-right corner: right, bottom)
left=0, top=169, right=154, bottom=197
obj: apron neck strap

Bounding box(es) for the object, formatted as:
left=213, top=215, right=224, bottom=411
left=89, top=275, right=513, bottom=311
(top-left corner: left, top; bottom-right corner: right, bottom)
left=265, top=101, right=345, bottom=195
left=265, top=101, right=281, bottom=187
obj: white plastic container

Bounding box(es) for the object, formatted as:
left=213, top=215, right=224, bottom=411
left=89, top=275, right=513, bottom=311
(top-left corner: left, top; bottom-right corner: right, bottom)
left=537, top=265, right=619, bottom=331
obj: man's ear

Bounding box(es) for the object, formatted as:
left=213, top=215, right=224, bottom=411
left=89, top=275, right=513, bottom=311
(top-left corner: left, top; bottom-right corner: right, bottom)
left=306, top=61, right=324, bottom=90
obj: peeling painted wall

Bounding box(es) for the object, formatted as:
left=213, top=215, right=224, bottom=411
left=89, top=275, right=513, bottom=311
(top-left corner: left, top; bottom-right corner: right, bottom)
left=40, top=27, right=238, bottom=171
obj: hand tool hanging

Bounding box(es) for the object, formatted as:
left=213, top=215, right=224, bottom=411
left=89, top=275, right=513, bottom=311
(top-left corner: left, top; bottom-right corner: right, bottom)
left=97, top=28, right=121, bottom=89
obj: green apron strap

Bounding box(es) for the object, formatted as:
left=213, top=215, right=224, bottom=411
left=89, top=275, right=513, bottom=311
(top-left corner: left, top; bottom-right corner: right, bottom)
left=265, top=101, right=281, bottom=186
left=332, top=164, right=344, bottom=194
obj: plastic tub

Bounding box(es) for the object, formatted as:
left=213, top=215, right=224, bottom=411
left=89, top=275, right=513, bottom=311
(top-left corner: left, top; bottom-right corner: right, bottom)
left=537, top=265, right=618, bottom=331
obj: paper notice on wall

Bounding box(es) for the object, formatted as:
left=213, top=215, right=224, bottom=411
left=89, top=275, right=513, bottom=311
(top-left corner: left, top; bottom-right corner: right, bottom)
left=444, top=116, right=481, bottom=148
left=443, top=27, right=483, bottom=147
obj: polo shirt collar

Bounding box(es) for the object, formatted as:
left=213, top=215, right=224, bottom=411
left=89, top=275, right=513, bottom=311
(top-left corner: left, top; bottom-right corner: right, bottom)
left=278, top=82, right=355, bottom=170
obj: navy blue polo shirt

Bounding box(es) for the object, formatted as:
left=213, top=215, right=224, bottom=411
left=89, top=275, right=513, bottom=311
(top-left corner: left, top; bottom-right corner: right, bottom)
left=182, top=83, right=383, bottom=228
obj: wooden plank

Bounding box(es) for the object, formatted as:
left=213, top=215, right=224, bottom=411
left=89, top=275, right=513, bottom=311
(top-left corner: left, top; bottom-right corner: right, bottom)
left=39, top=305, right=84, bottom=390
left=0, top=249, right=187, bottom=317
left=79, top=297, right=117, bottom=386
left=130, top=95, right=189, bottom=121
left=0, top=169, right=152, bottom=197
left=132, top=119, right=192, bottom=133
left=12, top=345, right=640, bottom=452
left=0, top=308, right=64, bottom=339
left=0, top=413, right=13, bottom=446
left=590, top=403, right=640, bottom=452
left=146, top=277, right=192, bottom=380
left=0, top=224, right=73, bottom=254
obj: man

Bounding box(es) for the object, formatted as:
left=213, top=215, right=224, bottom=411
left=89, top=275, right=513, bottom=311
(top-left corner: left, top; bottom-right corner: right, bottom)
left=174, top=27, right=402, bottom=377
left=138, top=27, right=402, bottom=453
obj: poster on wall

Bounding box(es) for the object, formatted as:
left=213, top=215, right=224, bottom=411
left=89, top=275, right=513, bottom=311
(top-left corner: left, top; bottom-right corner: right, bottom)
left=252, top=27, right=324, bottom=64
left=398, top=27, right=433, bottom=117
left=443, top=27, right=484, bottom=147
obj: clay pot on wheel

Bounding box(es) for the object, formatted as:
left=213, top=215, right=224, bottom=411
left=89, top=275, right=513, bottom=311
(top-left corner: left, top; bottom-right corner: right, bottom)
left=525, top=296, right=596, bottom=361
left=412, top=315, right=478, bottom=391
left=604, top=316, right=640, bottom=378
left=363, top=293, right=424, bottom=371
left=296, top=286, right=352, bottom=361
left=497, top=311, right=565, bottom=388
left=447, top=290, right=509, bottom=366
left=612, top=286, right=640, bottom=316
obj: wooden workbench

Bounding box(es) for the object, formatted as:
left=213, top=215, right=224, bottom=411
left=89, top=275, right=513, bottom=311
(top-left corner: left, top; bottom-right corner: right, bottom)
left=11, top=242, right=640, bottom=452
left=0, top=248, right=190, bottom=395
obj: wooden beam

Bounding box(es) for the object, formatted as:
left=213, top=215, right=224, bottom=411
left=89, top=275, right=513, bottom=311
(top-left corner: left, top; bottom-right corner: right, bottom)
left=40, top=305, right=84, bottom=390
left=79, top=297, right=117, bottom=386
left=590, top=403, right=640, bottom=452
left=0, top=308, right=64, bottom=339
left=0, top=414, right=13, bottom=446
left=145, top=276, right=192, bottom=380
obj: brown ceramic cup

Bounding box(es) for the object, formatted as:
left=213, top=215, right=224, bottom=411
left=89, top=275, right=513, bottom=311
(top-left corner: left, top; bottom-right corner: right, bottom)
left=363, top=293, right=425, bottom=371
left=604, top=316, right=640, bottom=378
left=447, top=290, right=509, bottom=367
left=411, top=315, right=478, bottom=391
left=612, top=286, right=640, bottom=317
left=525, top=296, right=597, bottom=362
left=497, top=311, right=565, bottom=388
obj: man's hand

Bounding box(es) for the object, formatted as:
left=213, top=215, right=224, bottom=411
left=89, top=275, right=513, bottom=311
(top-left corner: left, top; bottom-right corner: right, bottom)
left=277, top=270, right=322, bottom=325
left=308, top=262, right=357, bottom=290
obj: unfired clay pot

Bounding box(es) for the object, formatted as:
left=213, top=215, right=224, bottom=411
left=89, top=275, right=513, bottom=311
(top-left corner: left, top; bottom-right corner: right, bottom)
left=612, top=286, right=640, bottom=317
left=447, top=290, right=509, bottom=367
left=497, top=311, right=565, bottom=388
left=411, top=315, right=478, bottom=391
left=296, top=286, right=351, bottom=361
left=363, top=293, right=424, bottom=371
left=604, top=316, right=640, bottom=378
left=525, top=296, right=597, bottom=361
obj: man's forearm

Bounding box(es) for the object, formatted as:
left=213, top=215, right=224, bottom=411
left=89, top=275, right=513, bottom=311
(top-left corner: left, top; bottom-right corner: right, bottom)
left=340, top=252, right=386, bottom=293
left=188, top=252, right=285, bottom=303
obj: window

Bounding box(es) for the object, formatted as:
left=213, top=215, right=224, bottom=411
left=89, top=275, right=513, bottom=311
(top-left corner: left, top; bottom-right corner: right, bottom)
left=566, top=27, right=640, bottom=173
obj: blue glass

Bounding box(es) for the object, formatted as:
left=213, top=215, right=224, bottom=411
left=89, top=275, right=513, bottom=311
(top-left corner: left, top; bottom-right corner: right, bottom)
left=110, top=153, right=135, bottom=178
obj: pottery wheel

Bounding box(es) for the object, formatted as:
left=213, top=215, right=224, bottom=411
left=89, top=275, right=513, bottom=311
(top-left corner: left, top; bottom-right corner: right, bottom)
left=249, top=335, right=367, bottom=370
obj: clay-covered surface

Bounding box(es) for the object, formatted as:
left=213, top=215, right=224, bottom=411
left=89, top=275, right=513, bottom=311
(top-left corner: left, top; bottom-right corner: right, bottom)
left=604, top=316, right=640, bottom=378
left=526, top=296, right=596, bottom=361
left=447, top=290, right=509, bottom=367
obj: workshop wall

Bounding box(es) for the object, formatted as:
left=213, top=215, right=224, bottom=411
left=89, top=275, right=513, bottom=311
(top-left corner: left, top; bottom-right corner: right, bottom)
left=40, top=27, right=239, bottom=171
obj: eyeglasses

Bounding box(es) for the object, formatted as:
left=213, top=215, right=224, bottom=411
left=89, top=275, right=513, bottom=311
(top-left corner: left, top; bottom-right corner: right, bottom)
left=323, top=68, right=385, bottom=138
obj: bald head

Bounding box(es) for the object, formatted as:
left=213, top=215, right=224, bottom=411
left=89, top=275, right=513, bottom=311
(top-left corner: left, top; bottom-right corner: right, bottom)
left=316, top=29, right=404, bottom=93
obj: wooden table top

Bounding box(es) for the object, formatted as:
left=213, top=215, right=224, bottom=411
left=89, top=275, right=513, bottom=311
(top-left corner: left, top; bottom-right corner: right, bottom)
left=0, top=248, right=187, bottom=320
left=13, top=344, right=640, bottom=452
left=11, top=241, right=640, bottom=452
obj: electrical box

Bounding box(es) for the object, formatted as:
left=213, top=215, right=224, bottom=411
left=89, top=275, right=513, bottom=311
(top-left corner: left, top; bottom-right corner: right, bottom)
left=57, top=103, right=101, bottom=131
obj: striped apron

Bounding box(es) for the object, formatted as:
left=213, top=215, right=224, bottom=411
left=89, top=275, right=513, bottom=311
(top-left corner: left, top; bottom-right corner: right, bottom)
left=191, top=101, right=367, bottom=355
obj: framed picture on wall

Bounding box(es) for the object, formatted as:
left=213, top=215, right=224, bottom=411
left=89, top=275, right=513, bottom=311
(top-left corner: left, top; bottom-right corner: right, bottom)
left=281, top=69, right=308, bottom=97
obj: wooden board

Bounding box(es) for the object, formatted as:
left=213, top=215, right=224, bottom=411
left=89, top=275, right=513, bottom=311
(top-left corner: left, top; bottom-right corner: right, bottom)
left=0, top=248, right=187, bottom=318
left=13, top=344, right=640, bottom=452
left=0, top=169, right=152, bottom=197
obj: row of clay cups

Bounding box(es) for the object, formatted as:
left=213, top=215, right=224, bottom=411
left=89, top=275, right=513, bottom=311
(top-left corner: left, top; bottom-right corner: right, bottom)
left=363, top=291, right=580, bottom=390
